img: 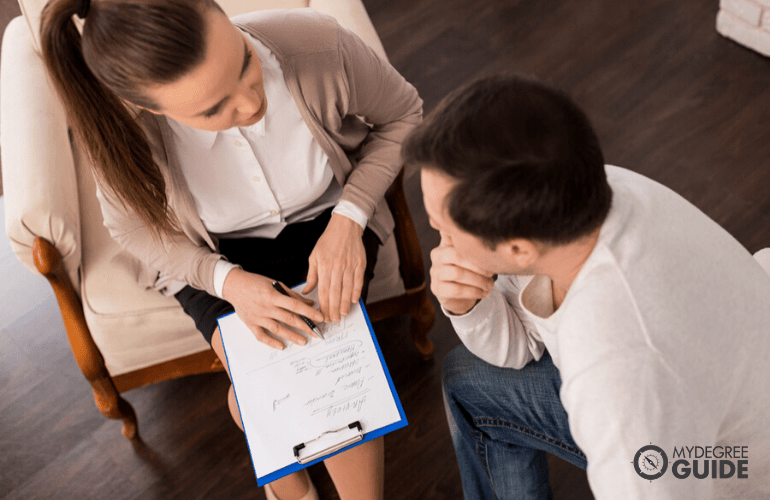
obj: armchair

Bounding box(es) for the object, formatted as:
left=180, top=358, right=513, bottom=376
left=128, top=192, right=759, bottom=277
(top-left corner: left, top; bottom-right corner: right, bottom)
left=1, top=0, right=434, bottom=441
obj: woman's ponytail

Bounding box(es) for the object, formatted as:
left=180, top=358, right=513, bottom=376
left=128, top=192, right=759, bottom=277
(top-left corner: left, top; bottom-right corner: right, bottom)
left=40, top=0, right=192, bottom=237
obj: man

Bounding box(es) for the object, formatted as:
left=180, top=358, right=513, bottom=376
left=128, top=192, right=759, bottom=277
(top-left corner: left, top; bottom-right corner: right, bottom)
left=403, top=74, right=770, bottom=499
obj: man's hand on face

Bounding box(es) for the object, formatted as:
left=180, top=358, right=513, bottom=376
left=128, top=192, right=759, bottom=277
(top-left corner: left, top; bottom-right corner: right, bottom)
left=430, top=236, right=496, bottom=316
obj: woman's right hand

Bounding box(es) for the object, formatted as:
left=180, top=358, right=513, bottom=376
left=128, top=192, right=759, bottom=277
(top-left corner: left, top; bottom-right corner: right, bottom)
left=221, top=268, right=325, bottom=350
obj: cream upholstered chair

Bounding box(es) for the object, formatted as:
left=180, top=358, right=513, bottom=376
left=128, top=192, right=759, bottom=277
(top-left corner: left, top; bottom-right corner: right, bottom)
left=1, top=0, right=434, bottom=440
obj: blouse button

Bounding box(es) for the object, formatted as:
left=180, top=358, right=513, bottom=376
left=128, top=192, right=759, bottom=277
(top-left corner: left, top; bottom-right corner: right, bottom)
left=235, top=140, right=243, bottom=147
left=269, top=209, right=278, bottom=216
left=252, top=175, right=261, bottom=182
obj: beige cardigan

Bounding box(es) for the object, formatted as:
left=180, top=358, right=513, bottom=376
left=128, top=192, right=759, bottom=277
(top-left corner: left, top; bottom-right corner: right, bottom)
left=95, top=8, right=423, bottom=297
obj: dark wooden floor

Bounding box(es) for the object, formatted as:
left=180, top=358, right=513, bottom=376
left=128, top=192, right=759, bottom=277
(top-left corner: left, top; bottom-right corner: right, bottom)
left=3, top=0, right=770, bottom=499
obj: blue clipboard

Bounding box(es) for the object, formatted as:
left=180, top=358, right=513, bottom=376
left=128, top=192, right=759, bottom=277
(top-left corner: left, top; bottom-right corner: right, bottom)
left=217, top=294, right=407, bottom=487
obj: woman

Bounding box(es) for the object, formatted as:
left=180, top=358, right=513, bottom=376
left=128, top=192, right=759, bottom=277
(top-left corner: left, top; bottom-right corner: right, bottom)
left=40, top=0, right=422, bottom=498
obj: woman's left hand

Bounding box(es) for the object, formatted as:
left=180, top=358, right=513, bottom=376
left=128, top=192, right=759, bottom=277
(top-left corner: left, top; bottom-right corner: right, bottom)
left=303, top=213, right=366, bottom=322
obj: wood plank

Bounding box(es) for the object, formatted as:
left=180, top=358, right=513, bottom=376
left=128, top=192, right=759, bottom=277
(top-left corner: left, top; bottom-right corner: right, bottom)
left=4, top=0, right=770, bottom=498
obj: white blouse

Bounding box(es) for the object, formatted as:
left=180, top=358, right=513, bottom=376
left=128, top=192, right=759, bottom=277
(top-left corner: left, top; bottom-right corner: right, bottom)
left=166, top=33, right=367, bottom=297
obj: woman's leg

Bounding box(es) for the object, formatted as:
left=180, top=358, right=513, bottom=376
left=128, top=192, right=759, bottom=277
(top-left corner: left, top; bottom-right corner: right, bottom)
left=212, top=328, right=311, bottom=499
left=323, top=437, right=384, bottom=500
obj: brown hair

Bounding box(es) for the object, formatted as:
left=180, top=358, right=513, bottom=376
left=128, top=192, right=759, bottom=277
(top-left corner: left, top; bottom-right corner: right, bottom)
left=40, top=0, right=221, bottom=236
left=403, top=73, right=611, bottom=247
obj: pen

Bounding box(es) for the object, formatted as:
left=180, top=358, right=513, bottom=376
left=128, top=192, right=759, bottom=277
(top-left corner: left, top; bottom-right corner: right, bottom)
left=271, top=281, right=325, bottom=340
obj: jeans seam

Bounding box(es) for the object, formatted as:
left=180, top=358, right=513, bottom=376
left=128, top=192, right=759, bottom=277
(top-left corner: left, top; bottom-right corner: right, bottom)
left=474, top=417, right=586, bottom=461
left=474, top=429, right=501, bottom=500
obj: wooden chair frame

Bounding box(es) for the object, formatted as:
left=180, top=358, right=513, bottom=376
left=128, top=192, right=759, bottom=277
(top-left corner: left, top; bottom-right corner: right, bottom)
left=33, top=172, right=434, bottom=441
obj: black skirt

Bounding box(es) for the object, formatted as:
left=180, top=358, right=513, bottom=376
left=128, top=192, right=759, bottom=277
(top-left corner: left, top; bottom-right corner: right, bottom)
left=174, top=208, right=381, bottom=344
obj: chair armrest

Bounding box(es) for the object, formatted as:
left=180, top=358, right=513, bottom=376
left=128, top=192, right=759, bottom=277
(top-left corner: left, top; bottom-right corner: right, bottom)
left=1, top=17, right=82, bottom=288
left=755, top=248, right=770, bottom=276
left=384, top=172, right=426, bottom=289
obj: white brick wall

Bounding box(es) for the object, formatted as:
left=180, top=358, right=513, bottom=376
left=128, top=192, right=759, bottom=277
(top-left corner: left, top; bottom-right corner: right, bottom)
left=718, top=0, right=770, bottom=56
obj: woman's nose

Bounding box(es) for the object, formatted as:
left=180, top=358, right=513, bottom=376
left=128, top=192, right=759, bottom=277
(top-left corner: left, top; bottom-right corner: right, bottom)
left=234, top=89, right=261, bottom=116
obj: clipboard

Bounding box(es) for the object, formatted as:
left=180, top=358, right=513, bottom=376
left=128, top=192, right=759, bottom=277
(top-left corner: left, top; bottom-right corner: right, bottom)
left=217, top=286, right=407, bottom=487
left=293, top=421, right=363, bottom=464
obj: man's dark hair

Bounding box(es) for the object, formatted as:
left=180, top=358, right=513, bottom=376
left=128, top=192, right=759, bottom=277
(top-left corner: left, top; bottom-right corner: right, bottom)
left=403, top=73, right=612, bottom=247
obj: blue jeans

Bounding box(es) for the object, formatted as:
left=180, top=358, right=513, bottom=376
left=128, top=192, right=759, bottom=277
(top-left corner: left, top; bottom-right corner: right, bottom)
left=443, top=345, right=587, bottom=500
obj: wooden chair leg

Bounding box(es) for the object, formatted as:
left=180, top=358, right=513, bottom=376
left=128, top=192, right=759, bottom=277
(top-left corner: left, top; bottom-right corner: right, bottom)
left=92, top=378, right=139, bottom=440
left=408, top=285, right=436, bottom=360
left=33, top=237, right=140, bottom=441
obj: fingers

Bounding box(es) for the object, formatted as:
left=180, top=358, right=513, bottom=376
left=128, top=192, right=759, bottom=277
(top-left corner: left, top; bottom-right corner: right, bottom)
left=287, top=287, right=314, bottom=306
left=305, top=215, right=367, bottom=323
left=316, top=258, right=332, bottom=322
left=252, top=283, right=325, bottom=346
left=272, top=293, right=324, bottom=323
left=303, top=261, right=318, bottom=294
left=260, top=315, right=309, bottom=345
left=274, top=304, right=324, bottom=338
left=429, top=244, right=496, bottom=315
left=244, top=315, right=304, bottom=349
left=429, top=272, right=490, bottom=317
left=328, top=264, right=343, bottom=323
left=431, top=279, right=491, bottom=301
left=246, top=305, right=321, bottom=349
left=339, top=267, right=354, bottom=318
left=229, top=273, right=326, bottom=349
left=432, top=261, right=495, bottom=293
left=351, top=264, right=364, bottom=305
left=247, top=324, right=285, bottom=350
left=319, top=258, right=363, bottom=322
left=432, top=245, right=494, bottom=278
left=430, top=269, right=493, bottom=304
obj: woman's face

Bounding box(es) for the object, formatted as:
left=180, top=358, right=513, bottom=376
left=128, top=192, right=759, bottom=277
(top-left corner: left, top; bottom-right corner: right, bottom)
left=144, top=8, right=267, bottom=131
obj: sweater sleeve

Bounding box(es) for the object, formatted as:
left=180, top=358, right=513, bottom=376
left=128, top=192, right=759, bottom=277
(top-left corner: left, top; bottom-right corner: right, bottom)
left=96, top=183, right=223, bottom=296
left=333, top=21, right=423, bottom=220
left=447, top=277, right=546, bottom=369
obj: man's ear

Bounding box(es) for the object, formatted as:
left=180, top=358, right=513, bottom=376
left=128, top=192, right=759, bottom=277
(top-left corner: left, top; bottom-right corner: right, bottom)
left=504, top=238, right=540, bottom=269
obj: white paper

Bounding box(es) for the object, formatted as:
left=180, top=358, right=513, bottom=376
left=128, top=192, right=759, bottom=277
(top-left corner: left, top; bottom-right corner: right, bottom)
left=218, top=285, right=401, bottom=480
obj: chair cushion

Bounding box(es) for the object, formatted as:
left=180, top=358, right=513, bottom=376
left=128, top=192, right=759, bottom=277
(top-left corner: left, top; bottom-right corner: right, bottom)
left=75, top=143, right=210, bottom=376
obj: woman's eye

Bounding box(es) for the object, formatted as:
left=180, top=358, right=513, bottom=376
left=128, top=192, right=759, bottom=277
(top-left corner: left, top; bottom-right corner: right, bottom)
left=202, top=104, right=223, bottom=119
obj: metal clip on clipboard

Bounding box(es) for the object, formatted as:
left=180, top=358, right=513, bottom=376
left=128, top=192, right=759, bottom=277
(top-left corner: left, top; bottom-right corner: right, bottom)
left=293, top=421, right=363, bottom=465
